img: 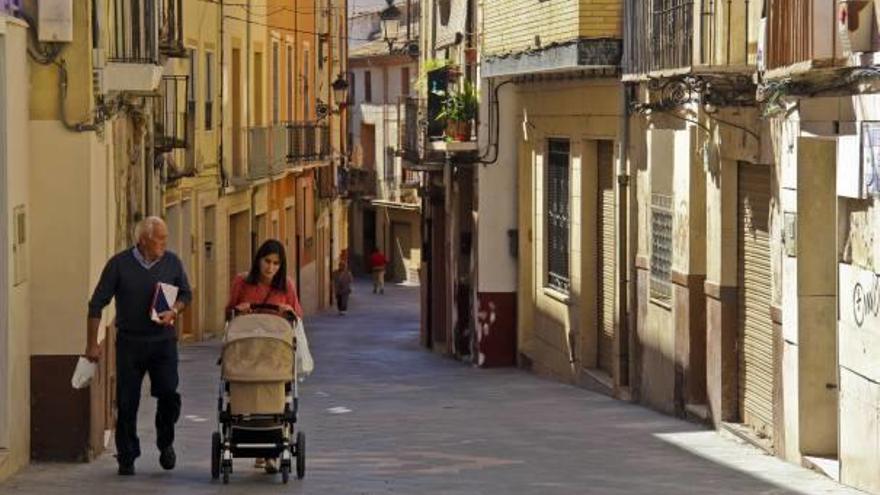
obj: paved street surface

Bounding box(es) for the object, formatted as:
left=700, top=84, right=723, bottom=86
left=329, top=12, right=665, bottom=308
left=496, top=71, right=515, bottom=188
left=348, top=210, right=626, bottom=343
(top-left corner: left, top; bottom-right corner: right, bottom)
left=0, top=280, right=864, bottom=494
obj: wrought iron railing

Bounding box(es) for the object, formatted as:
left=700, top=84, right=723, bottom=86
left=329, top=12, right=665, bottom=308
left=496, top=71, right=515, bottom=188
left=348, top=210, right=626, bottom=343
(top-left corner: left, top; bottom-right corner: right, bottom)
left=765, top=0, right=835, bottom=70
left=154, top=75, right=188, bottom=152
left=345, top=167, right=377, bottom=197
left=158, top=0, right=185, bottom=57
left=399, top=97, right=422, bottom=163
left=286, top=121, right=330, bottom=162
left=109, top=0, right=159, bottom=64
left=624, top=0, right=694, bottom=74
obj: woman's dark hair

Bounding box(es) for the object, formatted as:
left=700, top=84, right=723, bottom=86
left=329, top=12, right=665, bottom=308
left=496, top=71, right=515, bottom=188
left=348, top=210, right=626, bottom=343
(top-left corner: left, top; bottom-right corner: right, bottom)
left=246, top=239, right=288, bottom=292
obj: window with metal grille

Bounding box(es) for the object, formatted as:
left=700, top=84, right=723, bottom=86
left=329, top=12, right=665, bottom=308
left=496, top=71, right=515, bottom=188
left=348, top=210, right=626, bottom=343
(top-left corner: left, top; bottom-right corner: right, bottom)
left=650, top=193, right=673, bottom=303
left=205, top=51, right=214, bottom=130
left=546, top=139, right=570, bottom=294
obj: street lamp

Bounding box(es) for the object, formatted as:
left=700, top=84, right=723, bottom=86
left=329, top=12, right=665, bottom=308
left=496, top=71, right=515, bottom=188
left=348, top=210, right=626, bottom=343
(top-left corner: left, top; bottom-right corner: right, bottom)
left=379, top=0, right=402, bottom=52
left=332, top=73, right=349, bottom=110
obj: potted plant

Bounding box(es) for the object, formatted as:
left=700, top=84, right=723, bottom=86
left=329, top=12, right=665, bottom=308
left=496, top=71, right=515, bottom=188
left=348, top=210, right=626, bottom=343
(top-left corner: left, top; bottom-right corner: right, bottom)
left=436, top=81, right=478, bottom=141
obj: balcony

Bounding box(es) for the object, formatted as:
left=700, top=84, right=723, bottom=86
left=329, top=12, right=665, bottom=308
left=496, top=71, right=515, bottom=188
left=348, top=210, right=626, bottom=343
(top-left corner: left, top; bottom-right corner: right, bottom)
left=398, top=97, right=423, bottom=164
left=153, top=75, right=188, bottom=152
left=104, top=0, right=163, bottom=93
left=343, top=167, right=377, bottom=197
left=624, top=0, right=759, bottom=78
left=158, top=0, right=186, bottom=58
left=248, top=126, right=272, bottom=180
left=287, top=121, right=331, bottom=163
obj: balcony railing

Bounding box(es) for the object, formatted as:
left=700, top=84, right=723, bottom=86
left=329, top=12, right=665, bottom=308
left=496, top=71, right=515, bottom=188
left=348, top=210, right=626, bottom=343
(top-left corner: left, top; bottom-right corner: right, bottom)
left=109, top=0, right=159, bottom=64
left=248, top=126, right=271, bottom=180
left=624, top=0, right=694, bottom=75
left=345, top=167, right=377, bottom=197
left=287, top=122, right=330, bottom=162
left=158, top=0, right=186, bottom=57
left=153, top=75, right=188, bottom=152
left=399, top=97, right=422, bottom=163
left=765, top=0, right=836, bottom=71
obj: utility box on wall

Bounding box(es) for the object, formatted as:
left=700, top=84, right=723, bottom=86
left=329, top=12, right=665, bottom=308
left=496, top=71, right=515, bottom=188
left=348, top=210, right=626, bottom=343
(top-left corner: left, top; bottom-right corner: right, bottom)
left=38, top=0, right=73, bottom=43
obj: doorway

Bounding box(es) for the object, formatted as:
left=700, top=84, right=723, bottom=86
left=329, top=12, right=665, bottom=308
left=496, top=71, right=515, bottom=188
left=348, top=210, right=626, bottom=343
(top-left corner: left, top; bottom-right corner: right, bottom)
left=202, top=205, right=217, bottom=334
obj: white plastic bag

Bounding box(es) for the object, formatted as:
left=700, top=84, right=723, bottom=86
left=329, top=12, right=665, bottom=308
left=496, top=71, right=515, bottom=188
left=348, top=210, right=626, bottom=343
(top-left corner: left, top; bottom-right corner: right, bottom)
left=294, top=319, right=314, bottom=380
left=71, top=357, right=97, bottom=389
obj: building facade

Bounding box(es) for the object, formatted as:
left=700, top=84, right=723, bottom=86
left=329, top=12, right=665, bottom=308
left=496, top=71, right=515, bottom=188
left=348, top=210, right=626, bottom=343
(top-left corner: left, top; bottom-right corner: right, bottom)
left=0, top=0, right=349, bottom=481
left=348, top=8, right=421, bottom=282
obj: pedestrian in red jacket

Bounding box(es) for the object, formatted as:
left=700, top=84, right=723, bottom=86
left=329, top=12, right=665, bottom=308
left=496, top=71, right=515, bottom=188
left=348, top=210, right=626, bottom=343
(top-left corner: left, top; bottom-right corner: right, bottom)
left=370, top=248, right=388, bottom=294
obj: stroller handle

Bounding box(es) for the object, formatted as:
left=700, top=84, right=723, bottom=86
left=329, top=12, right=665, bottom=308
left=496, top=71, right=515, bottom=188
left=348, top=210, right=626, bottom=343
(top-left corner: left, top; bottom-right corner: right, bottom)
left=233, top=303, right=298, bottom=323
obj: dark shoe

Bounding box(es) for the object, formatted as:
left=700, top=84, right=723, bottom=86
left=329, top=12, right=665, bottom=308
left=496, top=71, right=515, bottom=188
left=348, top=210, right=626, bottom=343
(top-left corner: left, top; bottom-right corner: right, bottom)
left=159, top=446, right=176, bottom=470
left=117, top=461, right=135, bottom=476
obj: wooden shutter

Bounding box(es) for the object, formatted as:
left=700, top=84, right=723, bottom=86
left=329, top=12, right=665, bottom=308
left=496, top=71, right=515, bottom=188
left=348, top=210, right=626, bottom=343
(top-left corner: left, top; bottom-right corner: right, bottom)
left=737, top=163, right=775, bottom=440
left=597, top=141, right=615, bottom=374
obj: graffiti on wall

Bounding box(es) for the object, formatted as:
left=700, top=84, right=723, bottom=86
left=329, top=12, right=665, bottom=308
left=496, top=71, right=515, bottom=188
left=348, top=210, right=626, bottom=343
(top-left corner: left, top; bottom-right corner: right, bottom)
left=853, top=273, right=880, bottom=328
left=841, top=263, right=880, bottom=330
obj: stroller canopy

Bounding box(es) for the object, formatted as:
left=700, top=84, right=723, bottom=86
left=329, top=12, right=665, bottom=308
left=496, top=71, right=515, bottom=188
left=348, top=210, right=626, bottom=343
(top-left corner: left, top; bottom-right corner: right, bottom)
left=223, top=314, right=296, bottom=382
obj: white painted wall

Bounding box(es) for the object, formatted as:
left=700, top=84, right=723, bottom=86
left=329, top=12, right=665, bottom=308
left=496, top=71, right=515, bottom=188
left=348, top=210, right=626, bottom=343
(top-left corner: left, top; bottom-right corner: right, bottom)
left=0, top=16, right=31, bottom=480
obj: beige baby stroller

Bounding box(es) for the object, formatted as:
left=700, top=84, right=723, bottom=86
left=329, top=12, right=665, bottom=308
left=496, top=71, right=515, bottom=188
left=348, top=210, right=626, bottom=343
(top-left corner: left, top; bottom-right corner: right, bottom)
left=212, top=304, right=306, bottom=484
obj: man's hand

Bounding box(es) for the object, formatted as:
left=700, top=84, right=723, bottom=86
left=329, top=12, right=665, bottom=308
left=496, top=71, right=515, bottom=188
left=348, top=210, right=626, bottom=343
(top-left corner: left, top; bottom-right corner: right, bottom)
left=235, top=302, right=252, bottom=313
left=84, top=342, right=102, bottom=362
left=278, top=303, right=295, bottom=316
left=157, top=310, right=177, bottom=326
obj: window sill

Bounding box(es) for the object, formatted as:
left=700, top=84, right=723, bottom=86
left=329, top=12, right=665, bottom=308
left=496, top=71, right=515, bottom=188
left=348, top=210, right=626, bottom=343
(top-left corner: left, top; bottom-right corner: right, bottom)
left=543, top=287, right=571, bottom=305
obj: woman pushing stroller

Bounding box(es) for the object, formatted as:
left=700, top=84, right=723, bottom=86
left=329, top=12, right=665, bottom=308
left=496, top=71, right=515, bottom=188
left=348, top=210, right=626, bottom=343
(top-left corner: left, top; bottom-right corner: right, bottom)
left=225, top=239, right=303, bottom=475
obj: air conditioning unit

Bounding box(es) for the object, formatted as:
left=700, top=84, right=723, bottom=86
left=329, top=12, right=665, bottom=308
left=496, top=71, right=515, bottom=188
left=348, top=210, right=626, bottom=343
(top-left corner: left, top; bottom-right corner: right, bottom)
left=38, top=0, right=73, bottom=42
left=838, top=0, right=876, bottom=55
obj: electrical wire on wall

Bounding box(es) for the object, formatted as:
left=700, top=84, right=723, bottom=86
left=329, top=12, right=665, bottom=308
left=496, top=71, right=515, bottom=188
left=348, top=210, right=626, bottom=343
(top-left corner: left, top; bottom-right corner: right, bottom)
left=20, top=10, right=105, bottom=132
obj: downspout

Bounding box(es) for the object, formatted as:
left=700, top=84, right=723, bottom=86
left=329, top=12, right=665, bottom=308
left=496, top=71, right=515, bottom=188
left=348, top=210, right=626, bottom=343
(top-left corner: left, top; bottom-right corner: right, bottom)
left=613, top=2, right=636, bottom=392
left=617, top=82, right=632, bottom=391
left=219, top=0, right=227, bottom=189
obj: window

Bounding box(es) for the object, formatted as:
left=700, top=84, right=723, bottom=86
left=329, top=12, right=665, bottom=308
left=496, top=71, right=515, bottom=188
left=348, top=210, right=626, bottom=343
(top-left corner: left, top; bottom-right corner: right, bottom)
left=650, top=193, right=673, bottom=303
left=13, top=205, right=26, bottom=286
left=254, top=51, right=264, bottom=124
left=364, top=70, right=372, bottom=103
left=401, top=66, right=411, bottom=97
left=272, top=42, right=280, bottom=124
left=546, top=139, right=570, bottom=293
left=303, top=47, right=310, bottom=118
left=188, top=48, right=198, bottom=128
left=205, top=51, right=214, bottom=130
left=287, top=44, right=294, bottom=120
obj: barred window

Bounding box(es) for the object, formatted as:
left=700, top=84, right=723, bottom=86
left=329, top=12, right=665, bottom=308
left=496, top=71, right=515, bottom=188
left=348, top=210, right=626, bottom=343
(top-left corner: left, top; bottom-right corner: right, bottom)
left=546, top=139, right=571, bottom=294
left=650, top=193, right=673, bottom=303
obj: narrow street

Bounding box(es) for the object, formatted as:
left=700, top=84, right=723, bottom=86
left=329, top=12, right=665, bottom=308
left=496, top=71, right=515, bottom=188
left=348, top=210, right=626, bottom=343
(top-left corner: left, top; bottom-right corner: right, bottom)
left=0, top=280, right=861, bottom=494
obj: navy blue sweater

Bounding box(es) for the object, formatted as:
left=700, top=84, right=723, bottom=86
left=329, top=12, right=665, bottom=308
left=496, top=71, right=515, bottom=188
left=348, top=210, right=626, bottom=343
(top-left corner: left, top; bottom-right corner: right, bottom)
left=88, top=249, right=193, bottom=341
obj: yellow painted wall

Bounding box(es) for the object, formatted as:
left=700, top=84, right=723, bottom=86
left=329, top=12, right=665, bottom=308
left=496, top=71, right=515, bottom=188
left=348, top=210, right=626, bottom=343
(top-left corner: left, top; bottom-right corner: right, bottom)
left=27, top=0, right=92, bottom=122
left=516, top=80, right=620, bottom=381
left=482, top=0, right=621, bottom=57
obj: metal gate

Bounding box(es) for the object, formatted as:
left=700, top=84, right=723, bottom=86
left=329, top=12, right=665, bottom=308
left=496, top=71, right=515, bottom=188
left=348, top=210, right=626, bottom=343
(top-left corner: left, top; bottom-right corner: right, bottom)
left=737, top=163, right=775, bottom=439
left=597, top=141, right=616, bottom=374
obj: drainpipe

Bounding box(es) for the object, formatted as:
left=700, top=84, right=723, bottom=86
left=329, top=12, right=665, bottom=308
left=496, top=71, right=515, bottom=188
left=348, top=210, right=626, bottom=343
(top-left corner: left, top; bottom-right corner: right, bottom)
left=617, top=82, right=633, bottom=391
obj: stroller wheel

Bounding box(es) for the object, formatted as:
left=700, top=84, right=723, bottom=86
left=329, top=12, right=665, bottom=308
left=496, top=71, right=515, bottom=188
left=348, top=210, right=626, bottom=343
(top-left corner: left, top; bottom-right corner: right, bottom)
left=211, top=432, right=221, bottom=480
left=296, top=432, right=306, bottom=479
left=281, top=463, right=290, bottom=484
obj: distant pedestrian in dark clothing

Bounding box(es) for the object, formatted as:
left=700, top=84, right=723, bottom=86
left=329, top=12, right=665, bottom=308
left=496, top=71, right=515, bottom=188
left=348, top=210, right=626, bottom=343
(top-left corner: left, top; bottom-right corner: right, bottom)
left=333, top=260, right=353, bottom=315
left=370, top=248, right=388, bottom=294
left=85, top=216, right=192, bottom=476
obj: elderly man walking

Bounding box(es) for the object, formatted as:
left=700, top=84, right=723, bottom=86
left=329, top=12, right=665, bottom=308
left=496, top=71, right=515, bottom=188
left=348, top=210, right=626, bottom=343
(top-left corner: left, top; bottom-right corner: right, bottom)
left=84, top=216, right=192, bottom=476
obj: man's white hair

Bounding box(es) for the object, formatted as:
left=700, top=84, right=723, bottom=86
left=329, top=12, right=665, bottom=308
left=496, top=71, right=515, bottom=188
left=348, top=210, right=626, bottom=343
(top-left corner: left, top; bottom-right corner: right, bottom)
left=135, top=216, right=166, bottom=241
